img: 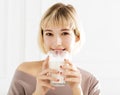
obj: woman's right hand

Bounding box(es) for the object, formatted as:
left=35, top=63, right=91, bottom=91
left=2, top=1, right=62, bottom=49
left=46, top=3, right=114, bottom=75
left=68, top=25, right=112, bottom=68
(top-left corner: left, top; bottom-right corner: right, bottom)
left=33, top=56, right=59, bottom=95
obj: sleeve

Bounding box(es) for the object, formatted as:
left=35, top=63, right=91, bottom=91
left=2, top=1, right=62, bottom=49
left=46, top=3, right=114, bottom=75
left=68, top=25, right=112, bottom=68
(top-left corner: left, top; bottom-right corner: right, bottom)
left=7, top=72, right=25, bottom=95
left=88, top=75, right=101, bottom=95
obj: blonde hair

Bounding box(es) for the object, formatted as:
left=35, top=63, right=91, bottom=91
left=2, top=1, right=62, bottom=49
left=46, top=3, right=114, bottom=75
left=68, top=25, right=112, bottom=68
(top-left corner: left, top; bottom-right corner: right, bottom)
left=38, top=3, right=84, bottom=54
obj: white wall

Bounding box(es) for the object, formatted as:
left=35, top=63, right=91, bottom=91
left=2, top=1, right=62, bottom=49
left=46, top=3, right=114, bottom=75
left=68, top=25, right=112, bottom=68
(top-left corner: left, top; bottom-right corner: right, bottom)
left=0, top=0, right=120, bottom=95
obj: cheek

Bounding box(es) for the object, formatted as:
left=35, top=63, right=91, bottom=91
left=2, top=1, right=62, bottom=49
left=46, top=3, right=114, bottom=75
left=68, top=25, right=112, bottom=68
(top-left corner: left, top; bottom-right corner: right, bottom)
left=64, top=36, right=76, bottom=47
left=43, top=37, right=51, bottom=48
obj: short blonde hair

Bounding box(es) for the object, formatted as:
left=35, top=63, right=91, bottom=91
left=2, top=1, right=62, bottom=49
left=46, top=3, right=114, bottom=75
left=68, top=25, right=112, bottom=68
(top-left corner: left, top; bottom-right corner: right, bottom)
left=38, top=3, right=84, bottom=54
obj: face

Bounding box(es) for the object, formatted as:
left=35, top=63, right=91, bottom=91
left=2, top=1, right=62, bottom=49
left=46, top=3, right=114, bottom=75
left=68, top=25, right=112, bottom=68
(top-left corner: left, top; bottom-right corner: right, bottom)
left=43, top=25, right=78, bottom=54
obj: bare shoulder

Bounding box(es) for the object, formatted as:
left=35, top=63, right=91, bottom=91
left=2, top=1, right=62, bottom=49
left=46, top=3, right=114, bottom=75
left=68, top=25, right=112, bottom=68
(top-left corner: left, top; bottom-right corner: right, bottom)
left=17, top=60, right=44, bottom=77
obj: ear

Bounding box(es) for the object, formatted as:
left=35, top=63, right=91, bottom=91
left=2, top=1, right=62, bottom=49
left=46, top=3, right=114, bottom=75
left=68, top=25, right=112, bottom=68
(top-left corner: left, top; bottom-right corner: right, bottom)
left=75, top=35, right=80, bottom=42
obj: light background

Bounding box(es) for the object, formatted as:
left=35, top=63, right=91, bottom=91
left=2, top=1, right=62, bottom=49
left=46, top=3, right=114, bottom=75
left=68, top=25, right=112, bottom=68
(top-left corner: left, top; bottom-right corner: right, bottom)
left=0, top=0, right=120, bottom=95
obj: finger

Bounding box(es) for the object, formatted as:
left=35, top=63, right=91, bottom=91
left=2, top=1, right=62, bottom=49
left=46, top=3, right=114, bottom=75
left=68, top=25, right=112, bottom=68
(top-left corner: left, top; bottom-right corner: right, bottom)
left=64, top=77, right=81, bottom=83
left=62, top=65, right=73, bottom=71
left=64, top=59, right=78, bottom=71
left=38, top=75, right=58, bottom=82
left=64, top=59, right=73, bottom=66
left=42, top=56, right=49, bottom=70
left=63, top=70, right=80, bottom=77
left=39, top=69, right=58, bottom=76
left=41, top=82, right=55, bottom=90
left=62, top=64, right=78, bottom=72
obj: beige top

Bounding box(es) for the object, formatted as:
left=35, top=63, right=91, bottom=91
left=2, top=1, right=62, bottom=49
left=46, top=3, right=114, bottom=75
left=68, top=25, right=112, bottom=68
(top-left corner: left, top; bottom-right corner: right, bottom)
left=7, top=68, right=100, bottom=95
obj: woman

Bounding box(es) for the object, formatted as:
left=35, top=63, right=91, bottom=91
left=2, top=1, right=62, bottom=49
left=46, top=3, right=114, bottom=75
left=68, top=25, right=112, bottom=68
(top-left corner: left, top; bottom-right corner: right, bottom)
left=8, top=3, right=100, bottom=95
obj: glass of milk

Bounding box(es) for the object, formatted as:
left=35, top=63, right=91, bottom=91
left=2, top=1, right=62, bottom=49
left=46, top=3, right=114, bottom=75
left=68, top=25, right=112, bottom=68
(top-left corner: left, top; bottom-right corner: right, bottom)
left=48, top=50, right=71, bottom=86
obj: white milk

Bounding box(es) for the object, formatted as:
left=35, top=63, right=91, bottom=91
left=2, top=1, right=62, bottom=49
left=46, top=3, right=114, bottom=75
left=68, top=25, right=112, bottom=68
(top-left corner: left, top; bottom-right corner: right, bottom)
left=48, top=50, right=71, bottom=86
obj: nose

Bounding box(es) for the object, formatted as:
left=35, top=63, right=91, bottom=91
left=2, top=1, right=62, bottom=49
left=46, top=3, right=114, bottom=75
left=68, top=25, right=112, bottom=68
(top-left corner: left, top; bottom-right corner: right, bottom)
left=55, top=35, right=62, bottom=45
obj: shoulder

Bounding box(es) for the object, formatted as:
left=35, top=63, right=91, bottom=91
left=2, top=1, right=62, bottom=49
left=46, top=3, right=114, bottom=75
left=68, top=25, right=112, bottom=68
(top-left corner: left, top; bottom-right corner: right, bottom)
left=78, top=67, right=99, bottom=83
left=78, top=68, right=100, bottom=94
left=78, top=68, right=99, bottom=89
left=78, top=67, right=93, bottom=78
left=17, top=60, right=44, bottom=77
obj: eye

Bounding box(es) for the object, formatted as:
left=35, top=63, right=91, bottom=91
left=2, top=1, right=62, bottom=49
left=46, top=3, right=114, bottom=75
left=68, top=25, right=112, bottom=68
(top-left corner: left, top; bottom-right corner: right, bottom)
left=62, top=32, right=69, bottom=35
left=45, top=33, right=53, bottom=36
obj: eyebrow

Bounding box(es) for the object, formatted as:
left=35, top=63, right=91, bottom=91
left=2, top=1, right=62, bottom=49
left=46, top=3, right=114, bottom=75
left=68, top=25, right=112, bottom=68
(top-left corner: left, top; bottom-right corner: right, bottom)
left=44, top=29, right=52, bottom=32
left=61, top=28, right=70, bottom=31
left=43, top=28, right=70, bottom=32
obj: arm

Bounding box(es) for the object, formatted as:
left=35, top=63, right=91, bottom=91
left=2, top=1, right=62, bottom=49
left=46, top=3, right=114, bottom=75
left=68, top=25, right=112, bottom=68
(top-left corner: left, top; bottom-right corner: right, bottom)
left=7, top=71, right=25, bottom=95
left=72, top=85, right=83, bottom=95
left=88, top=76, right=101, bottom=95
left=62, top=59, right=83, bottom=95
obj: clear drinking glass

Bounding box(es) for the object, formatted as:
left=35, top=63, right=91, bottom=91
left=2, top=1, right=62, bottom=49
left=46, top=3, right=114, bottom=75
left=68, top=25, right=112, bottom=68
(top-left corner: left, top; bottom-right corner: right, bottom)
left=48, top=50, right=71, bottom=86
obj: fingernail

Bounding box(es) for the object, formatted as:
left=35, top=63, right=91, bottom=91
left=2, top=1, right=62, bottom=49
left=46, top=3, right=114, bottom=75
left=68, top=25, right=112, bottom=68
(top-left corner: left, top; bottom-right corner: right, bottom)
left=60, top=65, right=62, bottom=68
left=57, top=71, right=59, bottom=74
left=56, top=79, right=59, bottom=81
left=60, top=72, right=62, bottom=75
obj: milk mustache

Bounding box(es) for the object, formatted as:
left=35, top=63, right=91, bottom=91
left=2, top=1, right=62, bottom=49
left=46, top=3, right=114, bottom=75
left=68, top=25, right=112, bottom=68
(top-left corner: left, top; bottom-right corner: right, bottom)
left=48, top=50, right=71, bottom=86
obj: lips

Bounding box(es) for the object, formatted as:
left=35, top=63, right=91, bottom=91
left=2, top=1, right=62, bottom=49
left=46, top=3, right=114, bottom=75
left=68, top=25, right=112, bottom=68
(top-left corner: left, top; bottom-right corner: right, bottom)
left=52, top=48, right=65, bottom=51
left=51, top=49, right=66, bottom=54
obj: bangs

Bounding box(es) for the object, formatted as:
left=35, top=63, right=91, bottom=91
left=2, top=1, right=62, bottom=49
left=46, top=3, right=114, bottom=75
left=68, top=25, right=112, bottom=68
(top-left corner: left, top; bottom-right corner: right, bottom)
left=41, top=11, right=76, bottom=29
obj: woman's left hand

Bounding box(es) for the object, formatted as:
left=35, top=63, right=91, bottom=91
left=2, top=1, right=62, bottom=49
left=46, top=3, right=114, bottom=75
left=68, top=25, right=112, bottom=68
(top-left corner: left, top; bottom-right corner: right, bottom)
left=61, top=59, right=82, bottom=89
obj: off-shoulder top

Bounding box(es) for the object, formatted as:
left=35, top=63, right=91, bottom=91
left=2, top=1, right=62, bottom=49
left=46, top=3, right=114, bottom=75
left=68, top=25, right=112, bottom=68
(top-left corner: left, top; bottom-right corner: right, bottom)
left=7, top=68, right=100, bottom=95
